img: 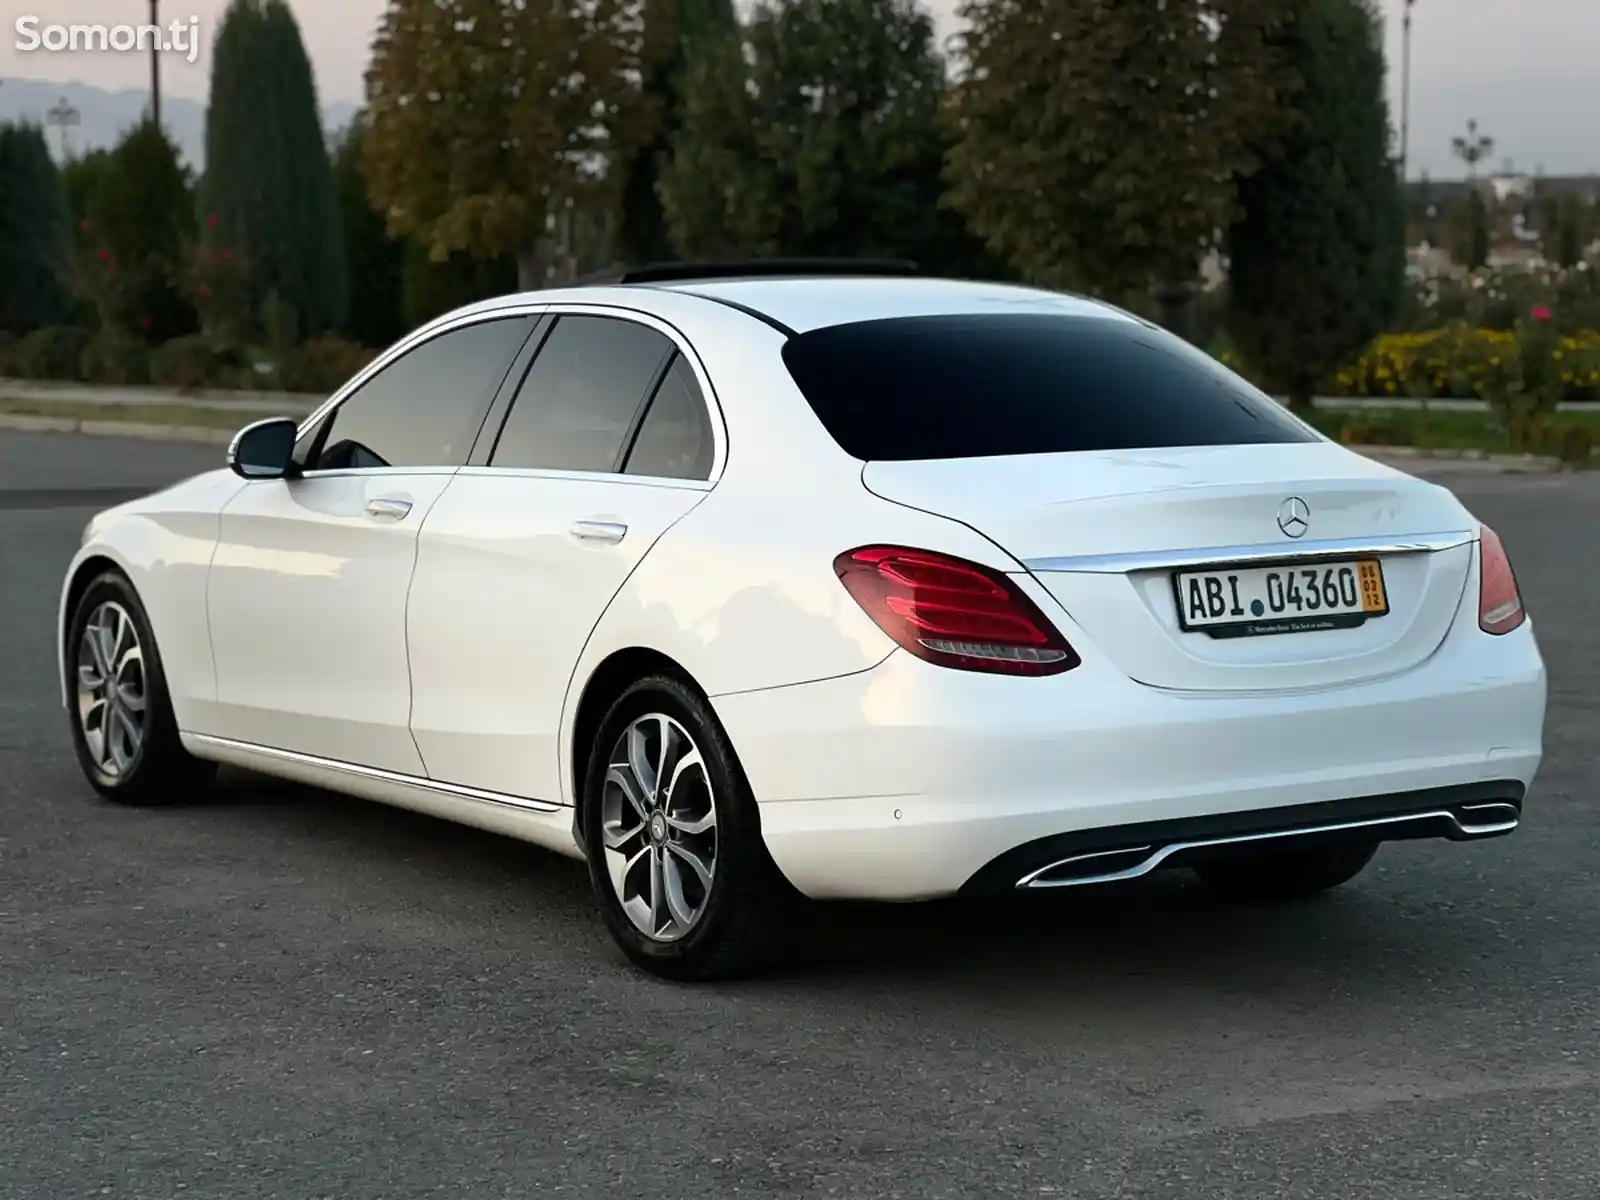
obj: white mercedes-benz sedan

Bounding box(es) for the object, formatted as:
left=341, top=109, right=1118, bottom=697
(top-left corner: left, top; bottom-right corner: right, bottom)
left=59, top=262, right=1547, bottom=980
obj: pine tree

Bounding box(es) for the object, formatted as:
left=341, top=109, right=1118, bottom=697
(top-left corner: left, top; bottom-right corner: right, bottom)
left=200, top=0, right=348, bottom=336
left=1225, top=0, right=1405, bottom=411
left=0, top=122, right=75, bottom=333
left=333, top=117, right=406, bottom=347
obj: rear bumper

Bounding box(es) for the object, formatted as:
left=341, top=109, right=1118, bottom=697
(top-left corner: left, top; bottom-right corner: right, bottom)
left=958, top=780, right=1523, bottom=896
left=711, top=615, right=1546, bottom=902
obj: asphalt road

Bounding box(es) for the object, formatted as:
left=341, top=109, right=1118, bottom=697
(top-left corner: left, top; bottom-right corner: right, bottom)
left=3, top=431, right=1596, bottom=1200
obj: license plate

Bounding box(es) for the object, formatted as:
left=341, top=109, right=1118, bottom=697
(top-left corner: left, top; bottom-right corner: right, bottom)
left=1173, top=559, right=1389, bottom=638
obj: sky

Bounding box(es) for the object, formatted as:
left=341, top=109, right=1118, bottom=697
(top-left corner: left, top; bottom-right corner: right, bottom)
left=3, top=0, right=1597, bottom=178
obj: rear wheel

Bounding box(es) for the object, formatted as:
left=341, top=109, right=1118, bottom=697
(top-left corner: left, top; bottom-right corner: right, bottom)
left=66, top=570, right=216, bottom=806
left=581, top=674, right=795, bottom=981
left=1194, top=840, right=1379, bottom=901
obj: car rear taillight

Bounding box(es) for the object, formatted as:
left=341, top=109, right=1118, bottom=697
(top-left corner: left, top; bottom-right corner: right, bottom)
left=833, top=545, right=1080, bottom=676
left=1478, top=524, right=1526, bottom=635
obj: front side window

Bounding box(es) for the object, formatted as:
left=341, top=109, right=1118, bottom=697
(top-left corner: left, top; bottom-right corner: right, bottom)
left=306, top=316, right=535, bottom=471
left=489, top=315, right=676, bottom=473
left=622, top=355, right=715, bottom=481
left=780, top=312, right=1319, bottom=462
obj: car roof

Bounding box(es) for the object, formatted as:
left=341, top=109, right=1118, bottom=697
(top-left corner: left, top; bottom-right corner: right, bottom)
left=433, top=274, right=1135, bottom=339
left=654, top=276, right=1130, bottom=335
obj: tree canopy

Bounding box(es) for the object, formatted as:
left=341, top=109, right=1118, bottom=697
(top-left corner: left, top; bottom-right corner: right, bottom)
left=363, top=0, right=668, bottom=288
left=615, top=0, right=738, bottom=266
left=90, top=122, right=197, bottom=340
left=333, top=117, right=406, bottom=348
left=945, top=0, right=1295, bottom=306
left=0, top=122, right=74, bottom=333
left=659, top=0, right=958, bottom=265
left=1225, top=0, right=1405, bottom=410
left=200, top=0, right=348, bottom=334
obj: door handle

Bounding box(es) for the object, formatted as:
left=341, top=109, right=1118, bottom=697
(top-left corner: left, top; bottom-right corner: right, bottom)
left=365, top=497, right=413, bottom=520
left=570, top=520, right=627, bottom=545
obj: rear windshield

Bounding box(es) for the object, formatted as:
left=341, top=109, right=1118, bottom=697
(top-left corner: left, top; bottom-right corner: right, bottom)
left=779, top=312, right=1318, bottom=462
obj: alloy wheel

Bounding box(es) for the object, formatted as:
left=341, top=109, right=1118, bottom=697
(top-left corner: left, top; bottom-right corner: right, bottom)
left=76, top=601, right=148, bottom=778
left=600, top=713, right=718, bottom=942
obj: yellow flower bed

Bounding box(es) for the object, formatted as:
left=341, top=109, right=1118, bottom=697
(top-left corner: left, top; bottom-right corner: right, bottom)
left=1336, top=328, right=1600, bottom=403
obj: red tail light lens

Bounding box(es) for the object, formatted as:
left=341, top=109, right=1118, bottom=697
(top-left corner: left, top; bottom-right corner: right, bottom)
left=1478, top=524, right=1526, bottom=635
left=834, top=545, right=1080, bottom=676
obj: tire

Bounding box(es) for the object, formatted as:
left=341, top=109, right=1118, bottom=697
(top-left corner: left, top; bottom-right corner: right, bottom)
left=1194, top=840, right=1380, bottom=902
left=65, top=569, right=216, bottom=806
left=580, top=673, right=796, bottom=981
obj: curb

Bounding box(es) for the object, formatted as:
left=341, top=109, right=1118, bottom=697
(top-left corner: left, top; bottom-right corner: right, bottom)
left=0, top=412, right=233, bottom=446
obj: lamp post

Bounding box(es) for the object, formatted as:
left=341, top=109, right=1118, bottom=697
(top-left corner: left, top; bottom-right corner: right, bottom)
left=47, top=96, right=81, bottom=160
left=1400, top=0, right=1415, bottom=180
left=149, top=0, right=162, bottom=127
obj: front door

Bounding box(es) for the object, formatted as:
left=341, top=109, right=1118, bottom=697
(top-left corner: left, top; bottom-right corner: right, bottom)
left=203, top=313, right=538, bottom=772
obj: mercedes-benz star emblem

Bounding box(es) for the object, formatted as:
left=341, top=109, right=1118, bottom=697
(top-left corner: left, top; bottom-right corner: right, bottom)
left=1276, top=496, right=1310, bottom=539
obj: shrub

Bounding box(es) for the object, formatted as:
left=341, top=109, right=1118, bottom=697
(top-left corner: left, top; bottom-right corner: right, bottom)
left=9, top=325, right=92, bottom=380
left=288, top=335, right=377, bottom=394
left=81, top=331, right=151, bottom=385
left=148, top=334, right=233, bottom=390
left=1548, top=424, right=1595, bottom=465
left=1333, top=325, right=1600, bottom=403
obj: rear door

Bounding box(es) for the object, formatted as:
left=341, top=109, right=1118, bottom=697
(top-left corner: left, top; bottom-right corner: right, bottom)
left=781, top=310, right=1477, bottom=693
left=407, top=310, right=719, bottom=804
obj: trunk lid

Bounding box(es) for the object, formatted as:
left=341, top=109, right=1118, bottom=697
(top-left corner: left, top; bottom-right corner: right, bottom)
left=862, top=443, right=1478, bottom=692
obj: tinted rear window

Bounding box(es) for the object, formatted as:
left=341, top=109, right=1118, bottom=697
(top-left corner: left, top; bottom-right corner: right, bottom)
left=779, top=313, right=1317, bottom=462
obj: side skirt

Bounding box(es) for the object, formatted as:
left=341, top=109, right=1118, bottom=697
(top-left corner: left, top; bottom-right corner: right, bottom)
left=182, top=733, right=586, bottom=861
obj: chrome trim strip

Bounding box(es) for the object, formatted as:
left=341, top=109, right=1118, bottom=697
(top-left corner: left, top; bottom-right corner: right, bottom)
left=1022, top=531, right=1476, bottom=575
left=292, top=300, right=730, bottom=486
left=186, top=734, right=563, bottom=813
left=1015, top=807, right=1518, bottom=890
left=294, top=302, right=552, bottom=439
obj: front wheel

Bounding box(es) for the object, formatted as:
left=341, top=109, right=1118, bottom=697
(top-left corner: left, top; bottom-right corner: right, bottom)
left=581, top=674, right=795, bottom=981
left=1194, top=840, right=1380, bottom=902
left=65, top=570, right=216, bottom=806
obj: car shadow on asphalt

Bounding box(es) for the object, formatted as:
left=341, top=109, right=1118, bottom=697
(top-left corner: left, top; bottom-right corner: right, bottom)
left=198, top=766, right=1479, bottom=1002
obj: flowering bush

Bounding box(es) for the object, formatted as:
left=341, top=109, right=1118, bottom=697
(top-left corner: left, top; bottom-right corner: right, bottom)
left=1334, top=324, right=1600, bottom=404
left=184, top=213, right=254, bottom=346
left=1404, top=260, right=1600, bottom=335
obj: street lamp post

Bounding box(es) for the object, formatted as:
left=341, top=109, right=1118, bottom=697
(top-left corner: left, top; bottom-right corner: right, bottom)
left=149, top=0, right=162, bottom=127
left=1400, top=0, right=1415, bottom=180
left=47, top=96, right=81, bottom=160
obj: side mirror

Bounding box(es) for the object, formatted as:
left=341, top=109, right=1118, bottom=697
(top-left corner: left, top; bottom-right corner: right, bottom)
left=227, top=417, right=301, bottom=480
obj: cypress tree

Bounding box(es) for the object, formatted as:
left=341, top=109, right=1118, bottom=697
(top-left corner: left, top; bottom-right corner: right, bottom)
left=0, top=123, right=75, bottom=333
left=333, top=117, right=405, bottom=347
left=200, top=0, right=348, bottom=336
left=1225, top=0, right=1405, bottom=411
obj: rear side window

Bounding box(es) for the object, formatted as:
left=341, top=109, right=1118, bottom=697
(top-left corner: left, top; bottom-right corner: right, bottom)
left=779, top=313, right=1318, bottom=462
left=623, top=355, right=715, bottom=481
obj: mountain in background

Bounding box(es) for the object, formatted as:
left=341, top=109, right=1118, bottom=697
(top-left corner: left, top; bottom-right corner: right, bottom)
left=0, top=78, right=359, bottom=169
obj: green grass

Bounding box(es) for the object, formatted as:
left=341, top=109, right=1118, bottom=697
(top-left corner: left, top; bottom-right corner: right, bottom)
left=0, top=396, right=268, bottom=431
left=1303, top=406, right=1600, bottom=462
